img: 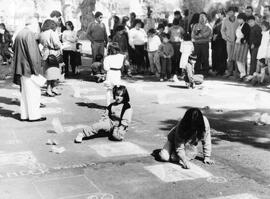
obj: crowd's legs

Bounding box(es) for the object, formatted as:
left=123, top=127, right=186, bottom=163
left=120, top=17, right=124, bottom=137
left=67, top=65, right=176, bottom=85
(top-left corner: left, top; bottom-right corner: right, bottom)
left=194, top=43, right=209, bottom=76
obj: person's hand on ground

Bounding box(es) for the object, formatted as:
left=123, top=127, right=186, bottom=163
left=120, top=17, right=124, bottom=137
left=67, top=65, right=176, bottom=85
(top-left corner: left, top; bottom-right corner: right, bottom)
left=204, top=157, right=215, bottom=165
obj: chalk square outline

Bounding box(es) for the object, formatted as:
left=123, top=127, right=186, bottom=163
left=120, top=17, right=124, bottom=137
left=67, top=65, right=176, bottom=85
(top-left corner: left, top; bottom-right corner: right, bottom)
left=33, top=175, right=100, bottom=199
left=89, top=142, right=148, bottom=158
left=0, top=151, right=39, bottom=170
left=144, top=163, right=212, bottom=183
left=209, top=193, right=259, bottom=199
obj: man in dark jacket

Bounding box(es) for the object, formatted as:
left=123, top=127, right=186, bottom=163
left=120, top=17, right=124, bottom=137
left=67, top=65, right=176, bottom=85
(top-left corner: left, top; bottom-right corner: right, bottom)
left=13, top=16, right=46, bottom=122
left=247, top=15, right=262, bottom=78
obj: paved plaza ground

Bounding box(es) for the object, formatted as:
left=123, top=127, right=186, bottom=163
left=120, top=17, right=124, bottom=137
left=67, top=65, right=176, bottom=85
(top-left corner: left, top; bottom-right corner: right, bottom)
left=0, top=62, right=270, bottom=199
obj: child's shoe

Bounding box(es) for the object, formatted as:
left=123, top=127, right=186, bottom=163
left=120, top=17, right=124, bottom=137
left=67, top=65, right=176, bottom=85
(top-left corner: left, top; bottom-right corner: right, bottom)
left=74, top=133, right=84, bottom=143
left=160, top=78, right=164, bottom=82
left=173, top=74, right=180, bottom=82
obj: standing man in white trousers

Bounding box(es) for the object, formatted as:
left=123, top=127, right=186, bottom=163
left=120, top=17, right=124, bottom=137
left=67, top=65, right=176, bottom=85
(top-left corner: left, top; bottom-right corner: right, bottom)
left=13, top=15, right=46, bottom=122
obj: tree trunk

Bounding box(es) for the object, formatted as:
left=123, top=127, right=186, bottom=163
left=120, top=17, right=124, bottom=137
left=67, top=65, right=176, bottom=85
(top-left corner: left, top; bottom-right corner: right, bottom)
left=77, top=0, right=95, bottom=39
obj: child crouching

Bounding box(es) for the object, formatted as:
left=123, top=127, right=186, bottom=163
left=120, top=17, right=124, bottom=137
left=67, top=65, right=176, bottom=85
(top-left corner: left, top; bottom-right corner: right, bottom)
left=158, top=108, right=214, bottom=169
left=184, top=53, right=204, bottom=88
left=75, top=85, right=132, bottom=143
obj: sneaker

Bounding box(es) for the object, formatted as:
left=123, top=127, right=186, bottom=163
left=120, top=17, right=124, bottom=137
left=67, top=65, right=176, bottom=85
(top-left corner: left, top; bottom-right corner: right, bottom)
left=160, top=78, right=164, bottom=82
left=173, top=75, right=180, bottom=82
left=244, top=75, right=254, bottom=82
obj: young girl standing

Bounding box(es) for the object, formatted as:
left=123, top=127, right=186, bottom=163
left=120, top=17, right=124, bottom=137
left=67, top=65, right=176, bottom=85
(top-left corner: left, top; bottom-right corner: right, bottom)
left=159, top=108, right=214, bottom=169
left=75, top=85, right=132, bottom=142
left=103, top=43, right=126, bottom=105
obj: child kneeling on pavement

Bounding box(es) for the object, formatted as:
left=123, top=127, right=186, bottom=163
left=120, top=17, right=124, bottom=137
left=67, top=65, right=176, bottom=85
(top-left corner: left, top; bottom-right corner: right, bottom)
left=75, top=85, right=132, bottom=143
left=184, top=53, right=204, bottom=88
left=159, top=108, right=214, bottom=169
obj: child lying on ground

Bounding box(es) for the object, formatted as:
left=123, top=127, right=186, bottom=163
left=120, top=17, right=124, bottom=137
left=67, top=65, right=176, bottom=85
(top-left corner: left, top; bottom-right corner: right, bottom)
left=159, top=108, right=214, bottom=169
left=75, top=85, right=132, bottom=143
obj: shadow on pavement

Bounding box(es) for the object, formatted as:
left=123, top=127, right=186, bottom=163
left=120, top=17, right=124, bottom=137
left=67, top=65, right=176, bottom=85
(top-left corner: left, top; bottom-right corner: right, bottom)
left=76, top=102, right=106, bottom=110
left=173, top=106, right=270, bottom=150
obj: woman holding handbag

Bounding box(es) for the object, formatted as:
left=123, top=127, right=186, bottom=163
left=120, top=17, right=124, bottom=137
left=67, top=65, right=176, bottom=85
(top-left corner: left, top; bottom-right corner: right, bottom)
left=40, top=19, right=62, bottom=97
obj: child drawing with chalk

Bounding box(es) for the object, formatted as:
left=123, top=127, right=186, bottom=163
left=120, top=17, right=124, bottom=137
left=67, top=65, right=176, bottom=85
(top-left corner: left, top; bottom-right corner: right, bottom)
left=159, top=108, right=214, bottom=169
left=75, top=85, right=132, bottom=143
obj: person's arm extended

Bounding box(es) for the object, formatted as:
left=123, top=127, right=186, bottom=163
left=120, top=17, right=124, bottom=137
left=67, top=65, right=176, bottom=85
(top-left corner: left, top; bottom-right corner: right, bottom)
left=120, top=107, right=133, bottom=127
left=174, top=125, right=190, bottom=169
left=201, top=117, right=214, bottom=164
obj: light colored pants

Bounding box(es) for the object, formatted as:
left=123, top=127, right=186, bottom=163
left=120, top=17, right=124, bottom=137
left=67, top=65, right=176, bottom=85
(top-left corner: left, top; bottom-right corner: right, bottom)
left=20, top=76, right=41, bottom=120
left=226, top=41, right=235, bottom=75
left=148, top=51, right=161, bottom=75
left=237, top=61, right=246, bottom=78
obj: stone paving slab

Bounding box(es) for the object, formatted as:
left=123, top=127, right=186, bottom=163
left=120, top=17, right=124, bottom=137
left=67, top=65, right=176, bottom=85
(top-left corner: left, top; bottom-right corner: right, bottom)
left=33, top=175, right=99, bottom=199
left=210, top=193, right=259, bottom=199
left=144, top=162, right=212, bottom=182
left=89, top=141, right=149, bottom=158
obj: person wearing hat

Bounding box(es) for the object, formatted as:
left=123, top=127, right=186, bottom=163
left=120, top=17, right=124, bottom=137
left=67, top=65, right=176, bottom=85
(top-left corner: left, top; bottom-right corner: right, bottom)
left=232, top=12, right=250, bottom=80
left=86, top=11, right=108, bottom=62
left=104, top=42, right=127, bottom=105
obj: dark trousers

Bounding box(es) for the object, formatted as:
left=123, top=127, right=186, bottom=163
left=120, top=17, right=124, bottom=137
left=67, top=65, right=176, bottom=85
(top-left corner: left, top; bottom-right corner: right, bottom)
left=249, top=47, right=259, bottom=75
left=134, top=45, right=145, bottom=72
left=212, top=40, right=227, bottom=75
left=194, top=42, right=209, bottom=75
left=171, top=42, right=181, bottom=75
left=63, top=50, right=76, bottom=74
left=160, top=57, right=172, bottom=79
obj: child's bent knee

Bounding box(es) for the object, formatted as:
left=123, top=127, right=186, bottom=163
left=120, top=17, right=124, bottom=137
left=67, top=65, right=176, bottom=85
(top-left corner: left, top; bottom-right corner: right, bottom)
left=159, top=149, right=170, bottom=161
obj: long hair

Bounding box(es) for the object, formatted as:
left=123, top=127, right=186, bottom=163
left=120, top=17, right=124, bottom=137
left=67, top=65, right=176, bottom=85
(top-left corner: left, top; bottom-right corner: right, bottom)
left=113, top=85, right=130, bottom=103
left=41, top=19, right=57, bottom=32
left=177, top=108, right=205, bottom=141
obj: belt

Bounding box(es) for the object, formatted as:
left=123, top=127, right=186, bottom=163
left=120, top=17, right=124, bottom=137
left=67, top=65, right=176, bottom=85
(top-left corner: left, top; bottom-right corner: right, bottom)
left=110, top=68, right=121, bottom=71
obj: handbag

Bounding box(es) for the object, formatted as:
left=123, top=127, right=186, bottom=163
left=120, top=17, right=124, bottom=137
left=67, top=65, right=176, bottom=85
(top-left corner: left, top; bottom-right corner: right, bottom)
left=46, top=30, right=63, bottom=65
left=31, top=74, right=47, bottom=87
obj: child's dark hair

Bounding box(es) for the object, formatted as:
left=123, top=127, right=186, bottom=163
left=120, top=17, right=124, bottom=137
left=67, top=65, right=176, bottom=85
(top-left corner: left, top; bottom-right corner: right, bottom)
left=177, top=108, right=205, bottom=142
left=95, top=54, right=103, bottom=62
left=113, top=85, right=130, bottom=103
left=183, top=33, right=191, bottom=41
left=161, top=33, right=170, bottom=40
left=76, top=43, right=82, bottom=49
left=148, top=28, right=156, bottom=35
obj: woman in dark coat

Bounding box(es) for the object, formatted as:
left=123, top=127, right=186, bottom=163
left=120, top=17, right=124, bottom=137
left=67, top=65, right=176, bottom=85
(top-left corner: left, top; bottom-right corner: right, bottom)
left=211, top=10, right=227, bottom=75
left=0, top=23, right=12, bottom=65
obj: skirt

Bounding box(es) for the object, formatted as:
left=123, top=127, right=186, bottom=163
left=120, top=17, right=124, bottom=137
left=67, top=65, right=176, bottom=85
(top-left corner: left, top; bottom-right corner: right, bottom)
left=42, top=60, right=60, bottom=81
left=232, top=43, right=248, bottom=63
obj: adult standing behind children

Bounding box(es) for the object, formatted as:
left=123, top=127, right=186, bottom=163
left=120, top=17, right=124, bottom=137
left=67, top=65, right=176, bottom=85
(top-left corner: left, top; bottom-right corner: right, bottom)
left=221, top=7, right=239, bottom=78
left=128, top=19, right=147, bottom=73
left=86, top=11, right=108, bottom=61
left=168, top=19, right=185, bottom=82
left=62, top=21, right=78, bottom=76
left=13, top=16, right=46, bottom=122
left=191, top=12, right=212, bottom=76
left=40, top=19, right=62, bottom=97
left=246, top=15, right=262, bottom=80
left=232, top=13, right=250, bottom=81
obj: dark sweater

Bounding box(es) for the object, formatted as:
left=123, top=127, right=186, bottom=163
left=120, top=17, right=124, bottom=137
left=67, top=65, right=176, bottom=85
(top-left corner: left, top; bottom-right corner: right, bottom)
left=248, top=24, right=262, bottom=47
left=86, top=21, right=108, bottom=43
left=239, top=23, right=250, bottom=44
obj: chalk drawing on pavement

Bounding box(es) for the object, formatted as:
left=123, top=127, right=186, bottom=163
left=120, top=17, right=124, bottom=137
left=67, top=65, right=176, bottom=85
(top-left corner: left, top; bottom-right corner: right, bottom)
left=209, top=193, right=259, bottom=199
left=207, top=176, right=228, bottom=184
left=0, top=151, right=41, bottom=170
left=89, top=142, right=148, bottom=158
left=145, top=163, right=212, bottom=182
